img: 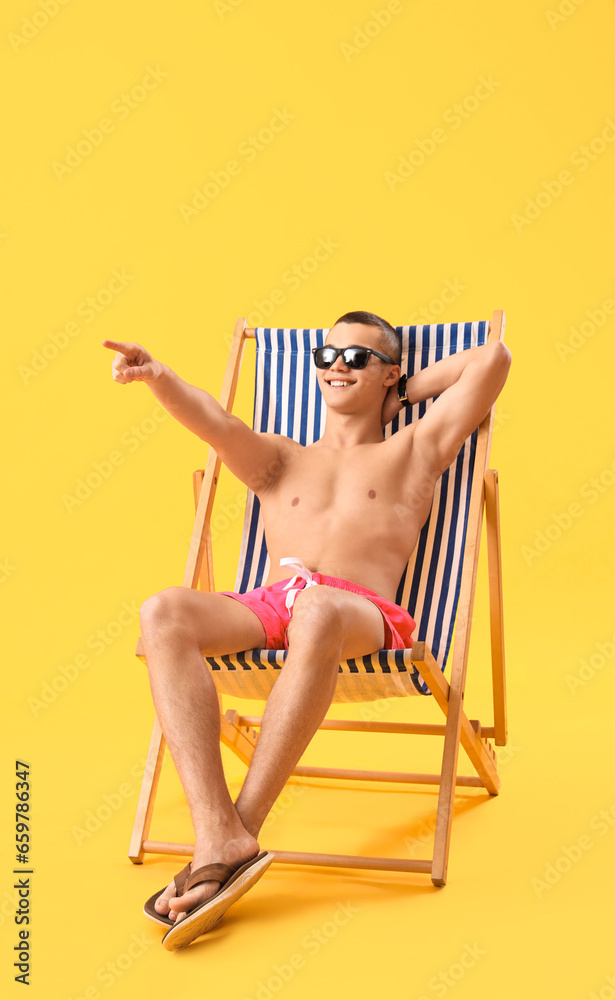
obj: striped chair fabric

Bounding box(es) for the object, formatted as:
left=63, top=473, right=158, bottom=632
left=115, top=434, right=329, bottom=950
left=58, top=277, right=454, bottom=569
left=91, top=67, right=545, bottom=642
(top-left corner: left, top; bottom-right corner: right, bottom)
left=205, top=321, right=489, bottom=703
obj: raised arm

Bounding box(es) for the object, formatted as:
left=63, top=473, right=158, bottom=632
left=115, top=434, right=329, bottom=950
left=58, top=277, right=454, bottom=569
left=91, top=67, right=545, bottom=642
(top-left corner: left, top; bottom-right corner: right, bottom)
left=413, top=340, right=511, bottom=474
left=102, top=339, right=293, bottom=494
left=383, top=340, right=511, bottom=475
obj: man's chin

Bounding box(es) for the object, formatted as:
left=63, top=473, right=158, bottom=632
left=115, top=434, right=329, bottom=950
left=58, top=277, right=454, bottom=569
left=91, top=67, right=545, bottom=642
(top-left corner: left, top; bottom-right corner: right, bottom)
left=323, top=394, right=362, bottom=415
left=323, top=386, right=359, bottom=406
left=323, top=385, right=355, bottom=400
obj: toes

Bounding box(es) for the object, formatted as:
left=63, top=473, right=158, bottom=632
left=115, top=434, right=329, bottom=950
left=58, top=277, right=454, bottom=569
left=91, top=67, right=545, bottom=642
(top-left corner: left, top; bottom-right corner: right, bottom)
left=168, top=881, right=220, bottom=916
left=154, top=880, right=177, bottom=914
left=152, top=872, right=222, bottom=924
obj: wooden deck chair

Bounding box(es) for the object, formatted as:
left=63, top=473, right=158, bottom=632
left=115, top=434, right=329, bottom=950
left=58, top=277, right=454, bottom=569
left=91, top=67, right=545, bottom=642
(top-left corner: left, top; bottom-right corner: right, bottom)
left=129, top=310, right=508, bottom=887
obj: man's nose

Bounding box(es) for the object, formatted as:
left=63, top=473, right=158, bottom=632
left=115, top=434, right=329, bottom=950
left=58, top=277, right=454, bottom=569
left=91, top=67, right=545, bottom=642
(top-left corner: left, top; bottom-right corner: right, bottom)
left=330, top=354, right=350, bottom=372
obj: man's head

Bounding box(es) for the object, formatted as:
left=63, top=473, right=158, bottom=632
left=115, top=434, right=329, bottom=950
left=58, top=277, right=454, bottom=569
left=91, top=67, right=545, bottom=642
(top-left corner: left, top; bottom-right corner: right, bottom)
left=332, top=311, right=401, bottom=366
left=314, top=311, right=401, bottom=416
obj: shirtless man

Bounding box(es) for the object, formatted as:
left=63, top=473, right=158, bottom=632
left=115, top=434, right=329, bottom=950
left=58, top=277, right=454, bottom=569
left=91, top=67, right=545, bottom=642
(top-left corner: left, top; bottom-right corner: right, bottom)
left=103, top=310, right=511, bottom=949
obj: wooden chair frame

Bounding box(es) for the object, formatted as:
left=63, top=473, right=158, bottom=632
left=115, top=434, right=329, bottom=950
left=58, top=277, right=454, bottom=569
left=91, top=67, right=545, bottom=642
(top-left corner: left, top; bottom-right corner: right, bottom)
left=129, top=310, right=508, bottom=887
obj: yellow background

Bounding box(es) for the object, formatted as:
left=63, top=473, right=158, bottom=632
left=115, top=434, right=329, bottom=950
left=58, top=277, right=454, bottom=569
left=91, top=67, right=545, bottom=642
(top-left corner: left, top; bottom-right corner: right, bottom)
left=3, top=0, right=615, bottom=996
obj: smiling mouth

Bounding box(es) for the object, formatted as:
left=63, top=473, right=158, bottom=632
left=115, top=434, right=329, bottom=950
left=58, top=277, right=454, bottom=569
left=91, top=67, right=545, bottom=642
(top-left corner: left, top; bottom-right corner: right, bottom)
left=326, top=379, right=355, bottom=388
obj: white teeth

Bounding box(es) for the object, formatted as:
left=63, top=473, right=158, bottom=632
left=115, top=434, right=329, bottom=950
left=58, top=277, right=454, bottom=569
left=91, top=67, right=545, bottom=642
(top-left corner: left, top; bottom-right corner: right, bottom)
left=329, top=380, right=353, bottom=386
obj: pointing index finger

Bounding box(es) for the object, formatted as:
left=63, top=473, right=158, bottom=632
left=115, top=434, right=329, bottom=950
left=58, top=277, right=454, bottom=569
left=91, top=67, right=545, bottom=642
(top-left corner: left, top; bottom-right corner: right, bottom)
left=102, top=339, right=133, bottom=353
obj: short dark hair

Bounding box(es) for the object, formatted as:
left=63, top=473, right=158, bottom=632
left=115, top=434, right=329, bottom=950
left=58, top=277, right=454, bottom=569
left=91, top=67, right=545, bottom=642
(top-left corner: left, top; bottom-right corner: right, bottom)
left=332, top=310, right=401, bottom=365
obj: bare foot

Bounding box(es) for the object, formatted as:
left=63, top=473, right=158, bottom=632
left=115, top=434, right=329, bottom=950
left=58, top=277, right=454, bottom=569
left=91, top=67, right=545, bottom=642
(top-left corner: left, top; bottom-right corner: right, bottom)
left=154, top=830, right=261, bottom=924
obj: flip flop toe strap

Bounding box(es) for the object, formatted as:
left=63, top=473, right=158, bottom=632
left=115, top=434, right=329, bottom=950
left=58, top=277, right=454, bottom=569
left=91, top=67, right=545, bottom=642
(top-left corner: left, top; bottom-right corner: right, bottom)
left=185, top=862, right=236, bottom=891
left=173, top=863, right=193, bottom=896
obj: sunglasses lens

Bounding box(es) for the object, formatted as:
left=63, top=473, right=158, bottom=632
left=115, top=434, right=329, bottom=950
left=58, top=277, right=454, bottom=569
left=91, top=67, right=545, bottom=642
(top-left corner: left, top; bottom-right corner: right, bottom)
left=314, top=347, right=337, bottom=368
left=344, top=348, right=369, bottom=368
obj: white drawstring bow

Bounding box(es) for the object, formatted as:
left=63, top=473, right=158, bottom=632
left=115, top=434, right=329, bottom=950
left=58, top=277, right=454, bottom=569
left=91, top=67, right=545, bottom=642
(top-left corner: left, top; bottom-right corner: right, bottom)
left=280, top=557, right=319, bottom=610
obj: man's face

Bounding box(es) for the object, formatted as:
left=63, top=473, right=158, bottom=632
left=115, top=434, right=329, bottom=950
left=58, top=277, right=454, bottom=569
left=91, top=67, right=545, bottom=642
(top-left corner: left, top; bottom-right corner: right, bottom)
left=315, top=322, right=399, bottom=408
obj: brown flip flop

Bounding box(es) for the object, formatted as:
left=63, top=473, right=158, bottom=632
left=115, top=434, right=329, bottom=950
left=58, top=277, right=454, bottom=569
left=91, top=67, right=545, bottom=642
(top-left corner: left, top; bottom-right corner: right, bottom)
left=143, top=859, right=237, bottom=929
left=159, top=850, right=275, bottom=950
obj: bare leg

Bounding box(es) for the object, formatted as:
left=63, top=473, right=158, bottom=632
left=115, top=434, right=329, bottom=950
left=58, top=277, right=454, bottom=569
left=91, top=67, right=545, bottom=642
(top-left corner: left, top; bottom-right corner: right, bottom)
left=140, top=587, right=268, bottom=923
left=233, top=585, right=386, bottom=836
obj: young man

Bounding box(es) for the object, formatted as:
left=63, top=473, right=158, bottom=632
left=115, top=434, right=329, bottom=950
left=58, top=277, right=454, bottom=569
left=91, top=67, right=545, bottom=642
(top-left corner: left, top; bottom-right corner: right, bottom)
left=103, top=310, right=511, bottom=949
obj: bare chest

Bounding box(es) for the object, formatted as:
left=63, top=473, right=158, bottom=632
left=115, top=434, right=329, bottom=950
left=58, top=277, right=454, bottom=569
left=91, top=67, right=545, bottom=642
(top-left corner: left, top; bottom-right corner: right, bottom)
left=261, top=437, right=430, bottom=525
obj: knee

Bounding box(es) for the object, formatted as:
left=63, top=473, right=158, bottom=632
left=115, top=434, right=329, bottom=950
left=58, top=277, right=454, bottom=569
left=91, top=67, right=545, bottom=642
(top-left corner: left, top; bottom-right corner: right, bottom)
left=139, top=586, right=192, bottom=635
left=287, top=586, right=344, bottom=650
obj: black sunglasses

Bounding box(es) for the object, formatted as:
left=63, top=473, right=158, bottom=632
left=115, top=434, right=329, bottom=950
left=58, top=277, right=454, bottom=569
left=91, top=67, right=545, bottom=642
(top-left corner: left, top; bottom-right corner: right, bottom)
left=312, top=345, right=396, bottom=370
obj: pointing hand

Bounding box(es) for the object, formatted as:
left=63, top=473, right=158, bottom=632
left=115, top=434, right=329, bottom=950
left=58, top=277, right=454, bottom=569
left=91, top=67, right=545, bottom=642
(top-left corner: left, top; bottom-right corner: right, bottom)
left=102, top=340, right=164, bottom=384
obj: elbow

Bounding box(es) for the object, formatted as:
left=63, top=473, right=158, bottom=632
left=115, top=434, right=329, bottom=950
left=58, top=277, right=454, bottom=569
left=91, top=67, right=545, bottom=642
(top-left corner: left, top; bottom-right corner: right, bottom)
left=484, top=340, right=512, bottom=391
left=490, top=339, right=512, bottom=371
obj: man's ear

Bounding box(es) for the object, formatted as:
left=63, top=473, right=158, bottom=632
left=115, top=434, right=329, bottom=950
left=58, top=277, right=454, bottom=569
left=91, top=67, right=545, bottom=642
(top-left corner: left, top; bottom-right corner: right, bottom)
left=384, top=364, right=401, bottom=386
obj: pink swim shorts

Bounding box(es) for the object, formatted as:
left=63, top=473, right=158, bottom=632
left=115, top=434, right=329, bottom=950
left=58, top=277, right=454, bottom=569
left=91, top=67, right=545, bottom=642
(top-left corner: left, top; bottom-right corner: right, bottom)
left=219, top=565, right=416, bottom=652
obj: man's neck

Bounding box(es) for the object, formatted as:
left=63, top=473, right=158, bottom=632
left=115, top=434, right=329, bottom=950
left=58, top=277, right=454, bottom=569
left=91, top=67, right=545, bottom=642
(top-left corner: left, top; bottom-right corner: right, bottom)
left=316, top=408, right=384, bottom=449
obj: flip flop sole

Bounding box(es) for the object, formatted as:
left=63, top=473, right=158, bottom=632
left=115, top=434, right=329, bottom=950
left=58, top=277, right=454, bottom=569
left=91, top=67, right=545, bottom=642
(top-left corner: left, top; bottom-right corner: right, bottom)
left=162, top=851, right=275, bottom=951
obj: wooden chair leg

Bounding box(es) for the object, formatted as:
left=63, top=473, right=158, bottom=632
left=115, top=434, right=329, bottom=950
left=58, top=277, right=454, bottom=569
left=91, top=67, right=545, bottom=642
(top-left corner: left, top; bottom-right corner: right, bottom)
left=430, top=664, right=465, bottom=886
left=485, top=469, right=508, bottom=746
left=128, top=714, right=166, bottom=864
left=428, top=397, right=492, bottom=885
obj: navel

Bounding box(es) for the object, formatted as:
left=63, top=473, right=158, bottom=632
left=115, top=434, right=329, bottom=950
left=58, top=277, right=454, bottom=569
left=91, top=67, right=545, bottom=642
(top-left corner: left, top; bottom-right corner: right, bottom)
left=291, top=496, right=300, bottom=506
left=368, top=489, right=376, bottom=499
